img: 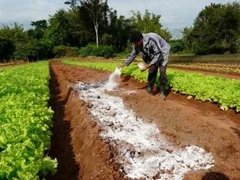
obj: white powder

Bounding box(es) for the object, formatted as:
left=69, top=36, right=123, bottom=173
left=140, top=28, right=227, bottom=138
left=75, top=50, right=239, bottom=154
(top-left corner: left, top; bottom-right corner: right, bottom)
left=103, top=68, right=121, bottom=91
left=74, top=82, right=214, bottom=179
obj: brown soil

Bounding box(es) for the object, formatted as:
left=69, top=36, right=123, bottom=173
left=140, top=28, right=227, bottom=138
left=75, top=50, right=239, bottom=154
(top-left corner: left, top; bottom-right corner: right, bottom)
left=47, top=60, right=240, bottom=180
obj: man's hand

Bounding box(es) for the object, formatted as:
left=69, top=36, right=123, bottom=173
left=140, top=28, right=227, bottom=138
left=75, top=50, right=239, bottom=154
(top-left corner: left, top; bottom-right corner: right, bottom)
left=141, top=64, right=151, bottom=71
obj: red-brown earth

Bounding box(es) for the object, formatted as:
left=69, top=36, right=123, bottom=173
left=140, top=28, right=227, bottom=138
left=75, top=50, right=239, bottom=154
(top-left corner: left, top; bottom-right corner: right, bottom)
left=47, top=60, right=240, bottom=180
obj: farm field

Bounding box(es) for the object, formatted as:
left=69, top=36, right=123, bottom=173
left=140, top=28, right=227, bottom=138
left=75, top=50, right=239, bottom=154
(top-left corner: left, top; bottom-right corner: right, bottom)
left=46, top=60, right=240, bottom=180
left=168, top=62, right=240, bottom=80
left=1, top=0, right=240, bottom=178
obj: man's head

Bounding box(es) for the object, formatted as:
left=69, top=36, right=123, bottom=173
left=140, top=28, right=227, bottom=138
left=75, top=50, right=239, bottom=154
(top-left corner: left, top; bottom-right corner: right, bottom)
left=130, top=31, right=143, bottom=48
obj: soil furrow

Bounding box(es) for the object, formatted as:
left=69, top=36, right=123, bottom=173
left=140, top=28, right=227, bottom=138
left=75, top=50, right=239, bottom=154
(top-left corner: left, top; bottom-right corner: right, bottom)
left=47, top=61, right=123, bottom=180
left=47, top=60, right=240, bottom=180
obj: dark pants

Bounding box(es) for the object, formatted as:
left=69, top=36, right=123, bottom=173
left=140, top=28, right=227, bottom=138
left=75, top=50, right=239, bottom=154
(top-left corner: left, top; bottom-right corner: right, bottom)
left=147, top=60, right=167, bottom=88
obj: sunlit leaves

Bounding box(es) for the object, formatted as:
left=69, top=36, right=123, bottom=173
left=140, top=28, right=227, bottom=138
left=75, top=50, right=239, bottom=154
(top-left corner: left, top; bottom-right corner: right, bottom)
left=0, top=62, right=57, bottom=179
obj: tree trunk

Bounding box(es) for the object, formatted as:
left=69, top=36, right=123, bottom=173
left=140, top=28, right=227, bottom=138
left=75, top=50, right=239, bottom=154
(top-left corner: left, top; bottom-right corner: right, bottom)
left=94, top=24, right=99, bottom=47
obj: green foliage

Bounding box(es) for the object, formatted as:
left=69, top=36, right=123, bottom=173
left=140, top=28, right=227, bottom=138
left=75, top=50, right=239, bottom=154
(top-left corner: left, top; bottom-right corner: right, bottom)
left=169, top=62, right=240, bottom=73
left=0, top=23, right=54, bottom=61
left=65, top=0, right=110, bottom=47
left=0, top=24, right=29, bottom=60
left=29, top=20, right=48, bottom=40
left=79, top=44, right=115, bottom=58
left=169, top=39, right=185, bottom=53
left=0, top=4, right=175, bottom=59
left=130, top=10, right=171, bottom=41
left=0, top=24, right=27, bottom=45
left=100, top=33, right=113, bottom=45
left=189, top=2, right=240, bottom=54
left=0, top=37, right=15, bottom=61
left=67, top=7, right=95, bottom=47
left=4, top=2, right=239, bottom=59
left=46, top=10, right=70, bottom=46
left=53, top=45, right=79, bottom=57
left=0, top=62, right=57, bottom=179
left=181, top=27, right=194, bottom=53
left=14, top=39, right=53, bottom=61
left=62, top=59, right=240, bottom=112
left=105, top=12, right=133, bottom=52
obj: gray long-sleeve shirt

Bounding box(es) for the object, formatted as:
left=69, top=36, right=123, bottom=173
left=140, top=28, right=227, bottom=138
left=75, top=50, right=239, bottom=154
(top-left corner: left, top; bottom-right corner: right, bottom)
left=124, top=32, right=171, bottom=66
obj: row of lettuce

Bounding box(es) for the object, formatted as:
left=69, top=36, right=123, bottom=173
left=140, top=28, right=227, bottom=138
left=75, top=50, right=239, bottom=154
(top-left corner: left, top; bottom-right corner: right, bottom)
left=0, top=62, right=57, bottom=179
left=169, top=63, right=240, bottom=74
left=62, top=59, right=240, bottom=112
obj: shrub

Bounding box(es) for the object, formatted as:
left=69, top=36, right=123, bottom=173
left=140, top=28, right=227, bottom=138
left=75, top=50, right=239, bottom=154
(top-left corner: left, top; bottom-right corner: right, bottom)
left=0, top=37, right=15, bottom=61
left=53, top=45, right=79, bottom=57
left=79, top=44, right=115, bottom=58
left=169, top=39, right=185, bottom=53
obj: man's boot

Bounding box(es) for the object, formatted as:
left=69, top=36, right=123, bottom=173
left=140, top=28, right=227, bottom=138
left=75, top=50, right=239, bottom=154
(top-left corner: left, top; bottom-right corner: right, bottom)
left=159, top=85, right=166, bottom=100
left=147, top=86, right=153, bottom=94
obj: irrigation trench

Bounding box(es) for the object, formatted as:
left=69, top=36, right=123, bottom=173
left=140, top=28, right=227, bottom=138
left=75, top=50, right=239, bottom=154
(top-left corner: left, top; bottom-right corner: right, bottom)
left=47, top=61, right=240, bottom=180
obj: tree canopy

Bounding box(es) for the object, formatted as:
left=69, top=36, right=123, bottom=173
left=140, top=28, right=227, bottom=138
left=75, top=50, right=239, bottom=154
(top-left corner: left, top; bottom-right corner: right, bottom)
left=65, top=0, right=109, bottom=47
left=130, top=10, right=171, bottom=41
left=185, top=2, right=240, bottom=54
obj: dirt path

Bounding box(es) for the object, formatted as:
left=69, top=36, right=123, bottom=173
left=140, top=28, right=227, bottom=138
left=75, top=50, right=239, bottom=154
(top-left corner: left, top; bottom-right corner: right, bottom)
left=47, top=61, right=240, bottom=180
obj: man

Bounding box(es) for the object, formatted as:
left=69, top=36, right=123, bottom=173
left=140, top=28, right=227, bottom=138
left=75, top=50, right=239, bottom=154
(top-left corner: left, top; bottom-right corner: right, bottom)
left=119, top=31, right=171, bottom=100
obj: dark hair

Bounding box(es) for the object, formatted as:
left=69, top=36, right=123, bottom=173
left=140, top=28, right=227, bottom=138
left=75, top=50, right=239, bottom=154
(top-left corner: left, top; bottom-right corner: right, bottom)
left=130, top=31, right=143, bottom=43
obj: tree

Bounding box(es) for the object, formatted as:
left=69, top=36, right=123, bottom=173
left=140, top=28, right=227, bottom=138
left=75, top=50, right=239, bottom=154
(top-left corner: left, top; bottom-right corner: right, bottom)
left=181, top=27, right=194, bottom=53
left=130, top=10, right=171, bottom=41
left=0, top=23, right=29, bottom=60
left=190, top=2, right=240, bottom=54
left=65, top=0, right=109, bottom=47
left=222, top=2, right=240, bottom=53
left=0, top=37, right=15, bottom=61
left=67, top=7, right=94, bottom=47
left=46, top=9, right=70, bottom=46
left=169, top=39, right=185, bottom=53
left=29, top=20, right=48, bottom=39
left=103, top=10, right=133, bottom=52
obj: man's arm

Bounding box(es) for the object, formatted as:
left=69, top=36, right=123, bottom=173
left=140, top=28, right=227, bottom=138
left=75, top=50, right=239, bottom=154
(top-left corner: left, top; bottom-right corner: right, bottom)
left=119, top=46, right=139, bottom=68
left=124, top=46, right=139, bottom=66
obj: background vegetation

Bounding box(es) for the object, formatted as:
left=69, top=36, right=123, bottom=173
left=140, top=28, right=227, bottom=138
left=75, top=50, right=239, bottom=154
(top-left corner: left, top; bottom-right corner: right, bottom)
left=0, top=0, right=239, bottom=62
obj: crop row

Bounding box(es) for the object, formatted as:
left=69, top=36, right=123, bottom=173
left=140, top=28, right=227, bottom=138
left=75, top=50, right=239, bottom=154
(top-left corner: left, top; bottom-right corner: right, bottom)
left=169, top=63, right=240, bottom=73
left=63, top=60, right=240, bottom=112
left=0, top=62, right=57, bottom=179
